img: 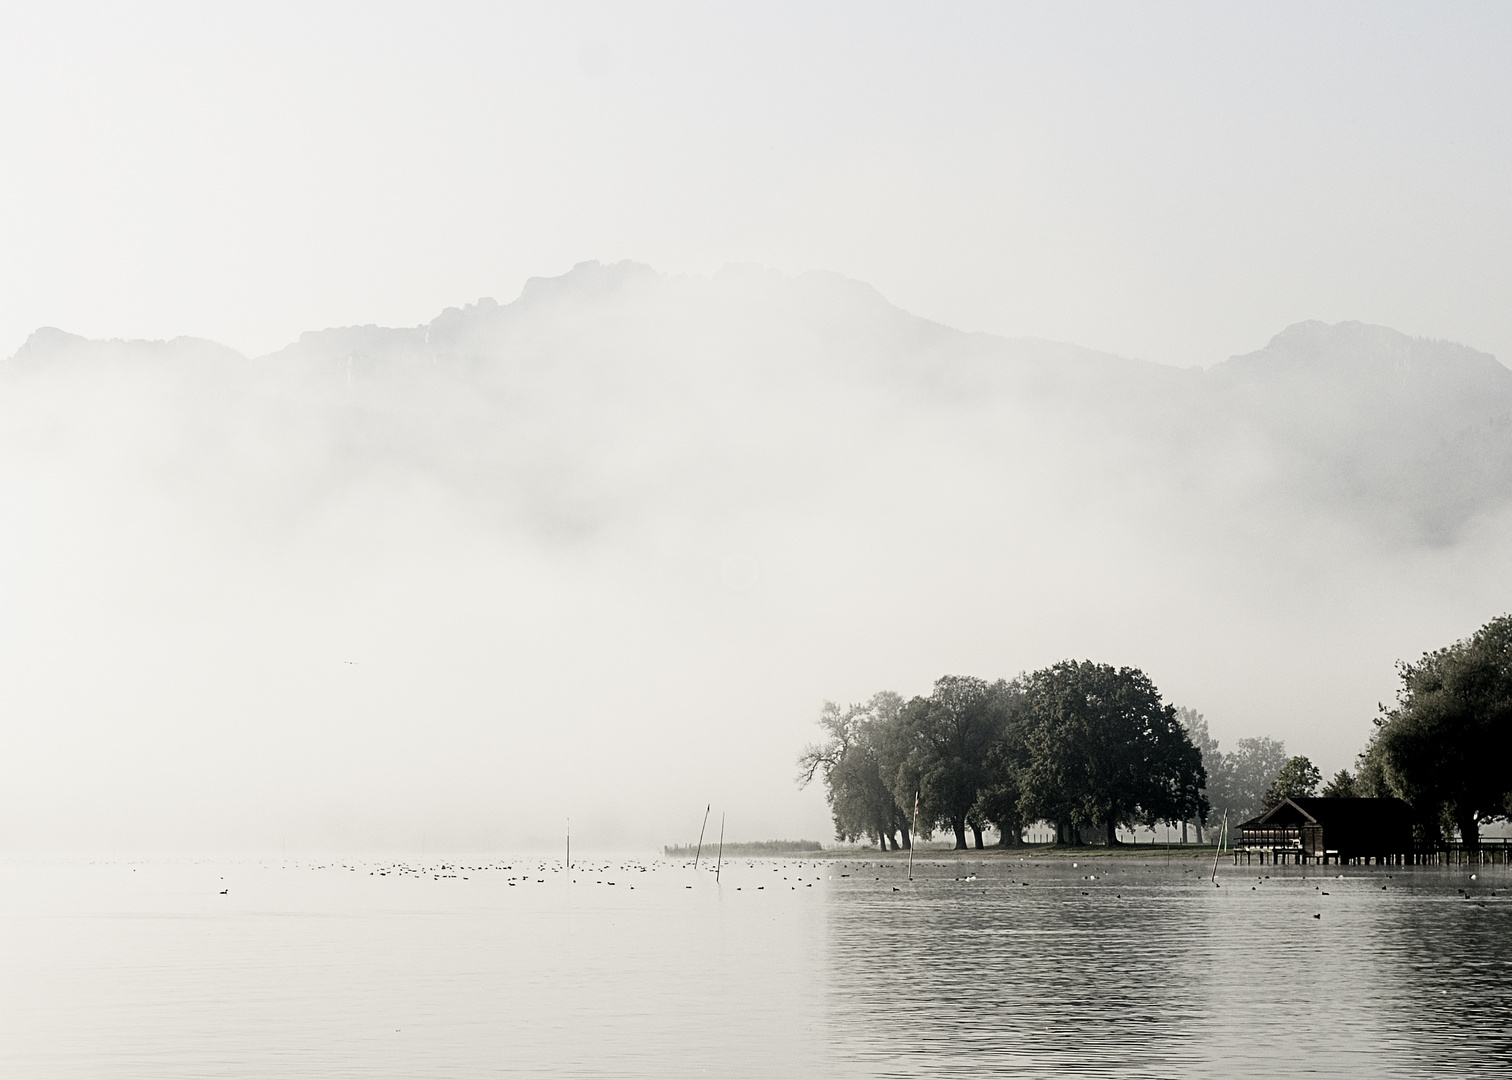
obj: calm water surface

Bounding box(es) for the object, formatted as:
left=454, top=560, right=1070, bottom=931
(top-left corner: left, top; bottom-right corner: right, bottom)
left=1, top=854, right=1508, bottom=1078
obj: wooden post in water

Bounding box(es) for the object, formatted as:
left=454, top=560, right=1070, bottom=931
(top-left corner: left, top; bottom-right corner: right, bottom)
left=694, top=804, right=710, bottom=870
left=715, top=813, right=725, bottom=884
left=908, top=788, right=920, bottom=882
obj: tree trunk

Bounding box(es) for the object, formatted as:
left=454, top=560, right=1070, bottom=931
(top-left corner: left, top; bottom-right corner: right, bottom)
left=999, top=822, right=1021, bottom=847
left=1457, top=812, right=1480, bottom=851
left=971, top=822, right=985, bottom=849
left=900, top=829, right=911, bottom=849
left=1106, top=818, right=1120, bottom=846
left=952, top=817, right=969, bottom=849
left=1195, top=820, right=1204, bottom=844
left=879, top=832, right=890, bottom=852
left=1181, top=819, right=1188, bottom=844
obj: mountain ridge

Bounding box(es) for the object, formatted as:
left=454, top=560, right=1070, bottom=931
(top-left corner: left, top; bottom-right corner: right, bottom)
left=5, top=261, right=1511, bottom=546
left=13, top=260, right=1506, bottom=389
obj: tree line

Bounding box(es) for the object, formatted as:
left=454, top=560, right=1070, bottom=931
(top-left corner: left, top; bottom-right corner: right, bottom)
left=1237, top=613, right=1512, bottom=847
left=1349, top=613, right=1512, bottom=848
left=800, top=613, right=1512, bottom=851
left=797, top=662, right=1209, bottom=850
left=1172, top=711, right=1343, bottom=836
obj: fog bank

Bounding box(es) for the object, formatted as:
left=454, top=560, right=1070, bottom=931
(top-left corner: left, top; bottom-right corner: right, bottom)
left=3, top=262, right=1510, bottom=852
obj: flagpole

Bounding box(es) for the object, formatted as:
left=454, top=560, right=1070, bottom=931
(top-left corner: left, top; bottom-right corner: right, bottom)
left=694, top=804, right=710, bottom=870
left=908, top=788, right=919, bottom=882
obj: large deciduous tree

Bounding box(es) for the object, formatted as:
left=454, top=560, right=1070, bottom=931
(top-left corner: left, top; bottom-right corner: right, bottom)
left=1263, top=755, right=1321, bottom=808
left=967, top=680, right=1030, bottom=846
left=972, top=709, right=1030, bottom=847
left=1175, top=706, right=1218, bottom=842
left=1205, top=736, right=1289, bottom=827
left=880, top=675, right=1014, bottom=849
left=1320, top=769, right=1357, bottom=798
left=1359, top=614, right=1512, bottom=848
left=796, top=692, right=911, bottom=849
left=1018, top=661, right=1206, bottom=845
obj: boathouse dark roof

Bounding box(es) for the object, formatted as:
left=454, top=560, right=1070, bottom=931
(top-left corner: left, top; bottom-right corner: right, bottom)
left=1255, top=797, right=1413, bottom=832
left=1241, top=796, right=1415, bottom=859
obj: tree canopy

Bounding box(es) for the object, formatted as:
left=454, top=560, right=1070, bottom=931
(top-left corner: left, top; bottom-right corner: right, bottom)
left=799, top=615, right=1512, bottom=854
left=796, top=692, right=911, bottom=850
left=1017, top=661, right=1206, bottom=845
left=1320, top=769, right=1356, bottom=798
left=801, top=661, right=1207, bottom=850
left=879, top=676, right=1018, bottom=849
left=1175, top=707, right=1220, bottom=841
left=1359, top=614, right=1512, bottom=846
left=1264, top=755, right=1321, bottom=808
left=1205, top=736, right=1289, bottom=826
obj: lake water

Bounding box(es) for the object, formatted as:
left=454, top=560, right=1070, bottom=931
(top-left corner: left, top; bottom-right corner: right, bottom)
left=2, top=853, right=1508, bottom=1078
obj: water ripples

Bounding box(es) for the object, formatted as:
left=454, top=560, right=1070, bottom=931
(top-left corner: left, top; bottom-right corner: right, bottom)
left=2, top=856, right=1509, bottom=1078
left=822, top=859, right=1512, bottom=1078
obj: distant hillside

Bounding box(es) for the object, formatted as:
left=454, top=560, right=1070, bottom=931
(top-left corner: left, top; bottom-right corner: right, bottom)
left=7, top=260, right=1510, bottom=546
left=1207, top=320, right=1512, bottom=539
left=7, top=260, right=1512, bottom=853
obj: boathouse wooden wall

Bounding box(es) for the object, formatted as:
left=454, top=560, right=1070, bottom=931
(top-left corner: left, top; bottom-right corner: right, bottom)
left=1237, top=797, right=1414, bottom=864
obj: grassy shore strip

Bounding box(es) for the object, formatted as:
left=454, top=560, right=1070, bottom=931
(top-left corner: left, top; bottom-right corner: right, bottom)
left=662, top=841, right=1222, bottom=860
left=662, top=840, right=824, bottom=857
left=814, top=844, right=1222, bottom=861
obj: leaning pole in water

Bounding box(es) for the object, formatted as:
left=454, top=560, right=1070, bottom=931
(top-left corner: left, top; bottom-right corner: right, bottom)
left=1210, top=812, right=1228, bottom=884
left=694, top=804, right=710, bottom=870
left=908, top=787, right=920, bottom=881
left=567, top=818, right=571, bottom=870
left=716, top=813, right=725, bottom=883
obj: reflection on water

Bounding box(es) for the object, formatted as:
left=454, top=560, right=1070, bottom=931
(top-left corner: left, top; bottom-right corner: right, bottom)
left=0, top=855, right=1508, bottom=1078
left=828, top=859, right=1209, bottom=1078
left=826, top=857, right=1512, bottom=1079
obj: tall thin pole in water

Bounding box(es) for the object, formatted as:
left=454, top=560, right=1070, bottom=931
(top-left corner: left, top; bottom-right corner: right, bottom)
left=567, top=818, right=571, bottom=870
left=908, top=787, right=919, bottom=881
left=694, top=804, right=710, bottom=870
left=715, top=813, right=725, bottom=883
left=1210, top=812, right=1227, bottom=884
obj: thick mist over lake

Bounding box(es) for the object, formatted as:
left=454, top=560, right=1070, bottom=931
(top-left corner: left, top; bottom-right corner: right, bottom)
left=3, top=261, right=1510, bottom=853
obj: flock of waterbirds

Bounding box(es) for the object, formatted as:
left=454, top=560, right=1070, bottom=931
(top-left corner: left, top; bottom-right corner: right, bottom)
left=186, top=855, right=1508, bottom=918
left=197, top=856, right=834, bottom=893
left=162, top=802, right=1509, bottom=912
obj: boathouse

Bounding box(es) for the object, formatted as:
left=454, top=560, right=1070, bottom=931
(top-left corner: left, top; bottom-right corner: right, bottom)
left=1237, top=797, right=1415, bottom=864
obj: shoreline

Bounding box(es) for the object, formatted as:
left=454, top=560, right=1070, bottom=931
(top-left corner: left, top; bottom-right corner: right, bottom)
left=674, top=843, right=1225, bottom=862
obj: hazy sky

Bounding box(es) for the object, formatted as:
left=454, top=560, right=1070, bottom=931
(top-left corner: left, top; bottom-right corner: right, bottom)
left=4, top=2, right=1511, bottom=367
left=4, top=3, right=1512, bottom=853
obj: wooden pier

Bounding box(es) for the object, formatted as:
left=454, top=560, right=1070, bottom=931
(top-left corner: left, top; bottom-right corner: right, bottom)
left=1233, top=839, right=1512, bottom=867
